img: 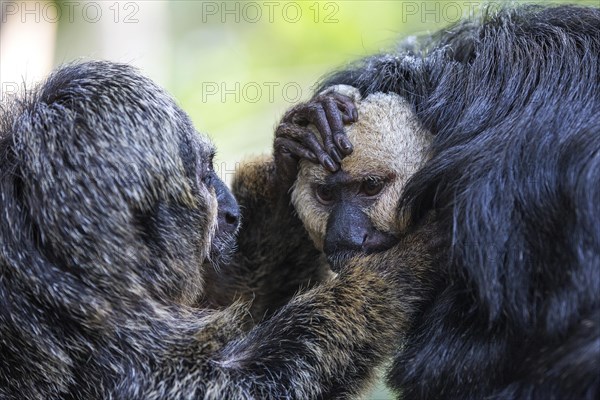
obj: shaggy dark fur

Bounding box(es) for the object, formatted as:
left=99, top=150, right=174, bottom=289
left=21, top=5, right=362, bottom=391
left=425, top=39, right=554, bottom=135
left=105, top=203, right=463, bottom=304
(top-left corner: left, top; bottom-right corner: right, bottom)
left=319, top=5, right=600, bottom=399
left=0, top=60, right=446, bottom=399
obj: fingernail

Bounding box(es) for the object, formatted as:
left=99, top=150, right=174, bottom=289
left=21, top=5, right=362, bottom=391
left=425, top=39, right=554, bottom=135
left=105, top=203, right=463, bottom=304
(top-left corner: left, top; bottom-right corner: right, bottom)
left=324, top=157, right=337, bottom=172
left=331, top=148, right=342, bottom=163
left=352, top=109, right=358, bottom=121
left=341, top=138, right=353, bottom=152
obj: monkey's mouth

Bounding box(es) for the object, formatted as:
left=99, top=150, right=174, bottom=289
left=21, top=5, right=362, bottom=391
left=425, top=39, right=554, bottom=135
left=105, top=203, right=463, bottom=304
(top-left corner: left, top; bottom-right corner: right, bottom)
left=323, top=230, right=399, bottom=273
left=208, top=232, right=237, bottom=269
left=325, top=235, right=399, bottom=273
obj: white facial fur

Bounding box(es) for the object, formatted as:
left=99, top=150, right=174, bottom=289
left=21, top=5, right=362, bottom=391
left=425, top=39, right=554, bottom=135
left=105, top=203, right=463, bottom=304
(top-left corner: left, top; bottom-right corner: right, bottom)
left=291, top=85, right=433, bottom=251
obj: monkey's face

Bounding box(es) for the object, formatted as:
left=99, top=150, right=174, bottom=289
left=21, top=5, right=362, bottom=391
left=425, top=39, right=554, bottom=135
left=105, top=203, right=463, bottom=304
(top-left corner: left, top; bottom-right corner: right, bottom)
left=167, top=104, right=242, bottom=270
left=191, top=137, right=241, bottom=266
left=292, top=90, right=432, bottom=271
left=5, top=61, right=240, bottom=305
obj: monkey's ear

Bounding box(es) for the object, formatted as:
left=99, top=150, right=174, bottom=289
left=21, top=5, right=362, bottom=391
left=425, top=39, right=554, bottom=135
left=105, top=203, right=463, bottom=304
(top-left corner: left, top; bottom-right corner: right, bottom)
left=317, top=84, right=362, bottom=102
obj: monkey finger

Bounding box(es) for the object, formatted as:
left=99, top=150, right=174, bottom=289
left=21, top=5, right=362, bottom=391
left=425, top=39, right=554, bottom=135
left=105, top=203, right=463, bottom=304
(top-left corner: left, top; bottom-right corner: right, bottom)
left=322, top=97, right=354, bottom=157
left=331, top=92, right=359, bottom=122
left=299, top=133, right=339, bottom=173
left=334, top=132, right=353, bottom=156
left=300, top=103, right=343, bottom=165
left=274, top=137, right=318, bottom=164
left=278, top=119, right=339, bottom=172
left=341, top=114, right=355, bottom=124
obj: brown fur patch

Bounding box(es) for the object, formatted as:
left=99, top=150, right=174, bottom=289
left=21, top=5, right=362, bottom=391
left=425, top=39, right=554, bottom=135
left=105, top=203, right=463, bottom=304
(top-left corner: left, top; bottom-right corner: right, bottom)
left=231, top=155, right=277, bottom=202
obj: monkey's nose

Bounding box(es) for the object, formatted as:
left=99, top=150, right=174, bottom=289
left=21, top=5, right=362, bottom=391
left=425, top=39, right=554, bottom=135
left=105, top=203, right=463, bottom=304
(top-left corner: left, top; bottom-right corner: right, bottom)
left=324, top=226, right=366, bottom=255
left=224, top=210, right=239, bottom=226
left=219, top=206, right=240, bottom=232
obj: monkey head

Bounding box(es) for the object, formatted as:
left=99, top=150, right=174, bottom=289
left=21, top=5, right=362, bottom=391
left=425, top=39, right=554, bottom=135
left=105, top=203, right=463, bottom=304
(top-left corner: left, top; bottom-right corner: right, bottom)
left=291, top=85, right=432, bottom=271
left=1, top=61, right=240, bottom=306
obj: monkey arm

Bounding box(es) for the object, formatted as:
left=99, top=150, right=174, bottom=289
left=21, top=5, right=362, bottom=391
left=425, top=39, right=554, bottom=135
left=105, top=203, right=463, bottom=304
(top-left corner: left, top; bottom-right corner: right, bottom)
left=154, top=258, right=425, bottom=400
left=173, top=221, right=442, bottom=400
left=202, top=155, right=330, bottom=322
left=213, top=266, right=407, bottom=399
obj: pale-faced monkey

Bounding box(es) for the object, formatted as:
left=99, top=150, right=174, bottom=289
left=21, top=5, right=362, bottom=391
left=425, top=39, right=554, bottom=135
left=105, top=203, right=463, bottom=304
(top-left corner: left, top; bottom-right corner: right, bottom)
left=285, top=85, right=433, bottom=271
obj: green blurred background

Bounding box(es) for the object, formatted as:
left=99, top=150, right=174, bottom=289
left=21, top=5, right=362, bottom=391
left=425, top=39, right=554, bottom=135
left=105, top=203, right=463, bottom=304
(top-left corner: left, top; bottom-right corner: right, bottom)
left=0, top=1, right=596, bottom=398
left=2, top=0, right=594, bottom=182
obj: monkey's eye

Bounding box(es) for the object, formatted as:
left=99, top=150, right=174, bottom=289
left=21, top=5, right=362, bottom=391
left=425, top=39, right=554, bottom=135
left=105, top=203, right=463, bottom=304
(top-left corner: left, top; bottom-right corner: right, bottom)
left=198, top=163, right=213, bottom=186
left=199, top=153, right=216, bottom=185
left=202, top=170, right=213, bottom=185
left=361, top=178, right=385, bottom=197
left=315, top=185, right=335, bottom=205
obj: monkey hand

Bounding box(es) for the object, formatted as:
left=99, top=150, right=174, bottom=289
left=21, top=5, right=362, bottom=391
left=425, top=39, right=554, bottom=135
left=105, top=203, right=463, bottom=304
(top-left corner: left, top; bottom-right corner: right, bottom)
left=274, top=86, right=359, bottom=189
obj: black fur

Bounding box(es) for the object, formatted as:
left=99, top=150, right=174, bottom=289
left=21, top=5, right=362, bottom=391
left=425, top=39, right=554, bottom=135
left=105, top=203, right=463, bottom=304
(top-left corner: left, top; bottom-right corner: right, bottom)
left=0, top=60, right=433, bottom=399
left=320, top=5, right=600, bottom=399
